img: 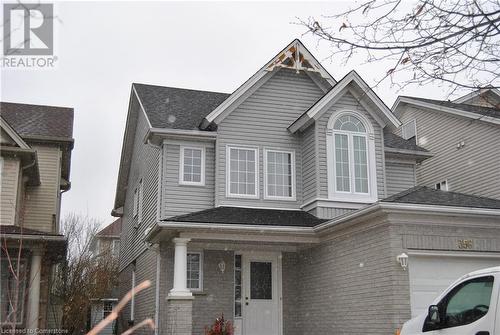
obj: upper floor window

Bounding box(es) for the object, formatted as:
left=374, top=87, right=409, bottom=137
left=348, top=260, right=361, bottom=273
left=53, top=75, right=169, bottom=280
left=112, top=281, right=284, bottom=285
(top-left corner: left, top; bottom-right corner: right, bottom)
left=227, top=146, right=258, bottom=198
left=327, top=112, right=377, bottom=203
left=264, top=149, right=295, bottom=200
left=132, top=179, right=143, bottom=223
left=179, top=147, right=205, bottom=186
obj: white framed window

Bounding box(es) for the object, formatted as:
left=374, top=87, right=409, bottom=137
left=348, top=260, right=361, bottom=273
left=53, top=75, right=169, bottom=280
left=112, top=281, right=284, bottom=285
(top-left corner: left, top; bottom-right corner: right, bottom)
left=137, top=179, right=143, bottom=223
left=226, top=146, right=259, bottom=198
left=102, top=300, right=115, bottom=319
left=179, top=146, right=205, bottom=186
left=326, top=112, right=378, bottom=203
left=187, top=252, right=203, bottom=292
left=435, top=180, right=448, bottom=191
left=402, top=119, right=417, bottom=140
left=264, top=148, right=295, bottom=200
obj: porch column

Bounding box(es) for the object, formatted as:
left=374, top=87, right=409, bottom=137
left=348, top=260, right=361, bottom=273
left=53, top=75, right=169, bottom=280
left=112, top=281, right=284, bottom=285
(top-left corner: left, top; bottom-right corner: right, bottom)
left=166, top=238, right=193, bottom=335
left=27, top=249, right=42, bottom=330
left=168, top=238, right=192, bottom=297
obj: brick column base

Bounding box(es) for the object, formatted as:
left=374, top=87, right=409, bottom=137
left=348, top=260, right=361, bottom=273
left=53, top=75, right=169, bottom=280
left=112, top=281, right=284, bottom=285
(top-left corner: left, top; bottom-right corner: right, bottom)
left=166, top=297, right=193, bottom=335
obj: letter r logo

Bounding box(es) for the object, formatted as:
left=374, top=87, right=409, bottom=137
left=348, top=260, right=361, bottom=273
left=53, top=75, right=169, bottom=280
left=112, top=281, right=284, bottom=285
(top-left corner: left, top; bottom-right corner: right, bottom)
left=3, top=3, right=53, bottom=56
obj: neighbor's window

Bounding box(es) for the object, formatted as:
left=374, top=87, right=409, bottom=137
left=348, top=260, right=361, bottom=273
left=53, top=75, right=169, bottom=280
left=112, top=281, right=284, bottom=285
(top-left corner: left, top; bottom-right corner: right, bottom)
left=264, top=149, right=295, bottom=200
left=227, top=146, right=258, bottom=197
left=180, top=147, right=205, bottom=185
left=103, top=301, right=114, bottom=319
left=0, top=259, right=27, bottom=324
left=333, top=115, right=368, bottom=193
left=435, top=180, right=448, bottom=191
left=187, top=252, right=203, bottom=291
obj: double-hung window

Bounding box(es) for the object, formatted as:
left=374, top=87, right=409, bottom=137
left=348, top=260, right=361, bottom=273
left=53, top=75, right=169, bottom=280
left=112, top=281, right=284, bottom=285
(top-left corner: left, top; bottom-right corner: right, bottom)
left=264, top=149, right=295, bottom=200
left=187, top=252, right=203, bottom=291
left=180, top=147, right=205, bottom=186
left=227, top=146, right=258, bottom=198
left=327, top=113, right=377, bottom=202
left=1, top=259, right=27, bottom=324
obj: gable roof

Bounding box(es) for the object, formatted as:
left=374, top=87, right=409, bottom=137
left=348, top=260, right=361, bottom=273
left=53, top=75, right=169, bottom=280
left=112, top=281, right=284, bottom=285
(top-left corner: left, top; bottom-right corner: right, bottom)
left=133, top=83, right=230, bottom=130
left=383, top=186, right=500, bottom=209
left=0, top=116, right=31, bottom=149
left=165, top=206, right=327, bottom=227
left=383, top=130, right=428, bottom=152
left=96, top=218, right=122, bottom=238
left=453, top=86, right=500, bottom=105
left=393, top=96, right=500, bottom=125
left=288, top=70, right=401, bottom=133
left=200, top=39, right=336, bottom=129
left=0, top=102, right=74, bottom=139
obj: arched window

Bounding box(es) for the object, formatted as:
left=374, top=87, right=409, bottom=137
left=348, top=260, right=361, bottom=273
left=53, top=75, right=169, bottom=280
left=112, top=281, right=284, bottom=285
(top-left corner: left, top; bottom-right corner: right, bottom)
left=327, top=112, right=377, bottom=202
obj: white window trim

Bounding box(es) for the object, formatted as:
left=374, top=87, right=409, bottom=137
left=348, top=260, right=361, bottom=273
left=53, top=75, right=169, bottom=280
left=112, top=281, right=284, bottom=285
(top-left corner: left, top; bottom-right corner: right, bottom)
left=326, top=111, right=378, bottom=203
left=102, top=300, right=114, bottom=320
left=263, top=148, right=296, bottom=201
left=132, top=188, right=138, bottom=218
left=138, top=179, right=143, bottom=223
left=226, top=145, right=259, bottom=199
left=187, top=251, right=203, bottom=292
left=179, top=146, right=206, bottom=186
left=435, top=180, right=449, bottom=191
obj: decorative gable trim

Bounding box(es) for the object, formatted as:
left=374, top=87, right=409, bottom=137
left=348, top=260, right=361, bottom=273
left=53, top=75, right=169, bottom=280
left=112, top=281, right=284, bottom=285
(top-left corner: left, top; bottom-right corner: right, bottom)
left=200, top=39, right=336, bottom=129
left=288, top=71, right=401, bottom=133
left=0, top=117, right=31, bottom=149
left=392, top=96, right=500, bottom=125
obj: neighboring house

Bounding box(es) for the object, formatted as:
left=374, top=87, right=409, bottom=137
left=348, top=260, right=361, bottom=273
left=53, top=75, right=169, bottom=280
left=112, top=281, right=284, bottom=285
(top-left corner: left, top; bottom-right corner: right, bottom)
left=90, top=218, right=122, bottom=335
left=112, top=40, right=500, bottom=335
left=392, top=87, right=500, bottom=199
left=0, top=102, right=74, bottom=330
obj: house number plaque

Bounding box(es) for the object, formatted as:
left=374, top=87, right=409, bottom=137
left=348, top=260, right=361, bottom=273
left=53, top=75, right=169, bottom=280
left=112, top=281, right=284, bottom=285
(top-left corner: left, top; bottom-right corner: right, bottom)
left=457, top=239, right=473, bottom=249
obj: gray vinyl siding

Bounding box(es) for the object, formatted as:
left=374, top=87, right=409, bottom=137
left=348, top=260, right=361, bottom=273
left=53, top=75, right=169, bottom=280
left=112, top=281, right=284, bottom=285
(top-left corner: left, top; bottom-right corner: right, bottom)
left=316, top=90, right=386, bottom=200
left=397, top=106, right=500, bottom=199
left=310, top=206, right=356, bottom=219
left=216, top=68, right=325, bottom=209
left=385, top=161, right=416, bottom=196
left=119, top=95, right=160, bottom=271
left=132, top=250, right=157, bottom=335
left=162, top=142, right=215, bottom=218
left=23, top=145, right=61, bottom=233
left=301, top=124, right=317, bottom=203
left=0, top=157, right=19, bottom=225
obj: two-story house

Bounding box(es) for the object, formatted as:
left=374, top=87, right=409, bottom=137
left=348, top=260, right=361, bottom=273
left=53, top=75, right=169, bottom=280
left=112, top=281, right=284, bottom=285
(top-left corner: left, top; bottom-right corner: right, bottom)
left=90, top=218, right=122, bottom=335
left=112, top=40, right=500, bottom=335
left=0, top=102, right=74, bottom=330
left=392, top=87, right=500, bottom=199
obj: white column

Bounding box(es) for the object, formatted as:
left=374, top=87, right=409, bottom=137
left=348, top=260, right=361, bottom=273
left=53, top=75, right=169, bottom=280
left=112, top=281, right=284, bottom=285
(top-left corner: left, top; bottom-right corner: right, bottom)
left=27, top=250, right=42, bottom=330
left=168, top=238, right=192, bottom=297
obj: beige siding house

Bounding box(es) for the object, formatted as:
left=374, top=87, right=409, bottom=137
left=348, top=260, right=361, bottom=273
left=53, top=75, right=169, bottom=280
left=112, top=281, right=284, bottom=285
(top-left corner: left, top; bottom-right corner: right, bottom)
left=0, top=102, right=74, bottom=330
left=112, top=40, right=500, bottom=335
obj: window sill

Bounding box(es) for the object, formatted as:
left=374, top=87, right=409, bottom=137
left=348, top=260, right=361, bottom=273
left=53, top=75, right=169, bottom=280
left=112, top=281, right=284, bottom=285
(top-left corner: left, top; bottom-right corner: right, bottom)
left=178, top=182, right=205, bottom=187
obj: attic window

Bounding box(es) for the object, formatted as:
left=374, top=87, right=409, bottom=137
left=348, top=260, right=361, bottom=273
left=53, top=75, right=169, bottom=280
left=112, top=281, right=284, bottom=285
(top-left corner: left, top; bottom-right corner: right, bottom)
left=402, top=120, right=417, bottom=140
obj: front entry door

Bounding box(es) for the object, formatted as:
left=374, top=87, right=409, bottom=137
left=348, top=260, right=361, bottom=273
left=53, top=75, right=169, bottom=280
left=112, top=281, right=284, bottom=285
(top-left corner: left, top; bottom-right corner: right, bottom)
left=242, top=252, right=280, bottom=335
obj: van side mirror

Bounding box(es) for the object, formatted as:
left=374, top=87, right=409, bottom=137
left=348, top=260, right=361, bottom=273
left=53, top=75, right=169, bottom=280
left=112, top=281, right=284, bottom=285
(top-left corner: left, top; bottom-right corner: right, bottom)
left=428, top=305, right=441, bottom=324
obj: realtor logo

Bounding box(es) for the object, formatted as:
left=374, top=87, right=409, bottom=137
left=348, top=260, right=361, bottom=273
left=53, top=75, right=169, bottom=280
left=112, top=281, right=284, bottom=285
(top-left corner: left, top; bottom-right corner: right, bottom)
left=3, top=3, right=54, bottom=56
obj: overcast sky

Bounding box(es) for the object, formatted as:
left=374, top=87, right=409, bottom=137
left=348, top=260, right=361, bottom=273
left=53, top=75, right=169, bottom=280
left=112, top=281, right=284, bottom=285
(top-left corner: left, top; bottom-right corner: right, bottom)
left=1, top=1, right=455, bottom=227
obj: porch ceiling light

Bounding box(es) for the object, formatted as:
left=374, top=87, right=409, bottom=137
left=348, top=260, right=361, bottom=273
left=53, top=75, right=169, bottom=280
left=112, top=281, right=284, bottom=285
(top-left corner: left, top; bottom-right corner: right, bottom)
left=396, top=253, right=409, bottom=270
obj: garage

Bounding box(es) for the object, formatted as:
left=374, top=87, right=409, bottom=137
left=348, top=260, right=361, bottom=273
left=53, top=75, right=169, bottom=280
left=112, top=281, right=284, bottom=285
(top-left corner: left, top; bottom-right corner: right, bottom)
left=408, top=252, right=500, bottom=317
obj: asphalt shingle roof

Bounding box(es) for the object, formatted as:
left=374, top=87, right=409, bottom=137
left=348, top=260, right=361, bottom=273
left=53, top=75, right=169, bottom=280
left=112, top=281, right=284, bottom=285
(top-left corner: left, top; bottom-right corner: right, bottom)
left=383, top=129, right=429, bottom=152
left=133, top=83, right=230, bottom=129
left=1, top=102, right=74, bottom=138
left=96, top=218, right=122, bottom=237
left=383, top=186, right=500, bottom=209
left=401, top=96, right=500, bottom=119
left=165, top=207, right=327, bottom=227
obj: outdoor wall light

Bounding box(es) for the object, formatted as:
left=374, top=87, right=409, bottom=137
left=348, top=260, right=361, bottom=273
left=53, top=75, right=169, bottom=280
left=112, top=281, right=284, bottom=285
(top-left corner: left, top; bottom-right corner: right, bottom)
left=396, top=253, right=409, bottom=270
left=218, top=260, right=226, bottom=273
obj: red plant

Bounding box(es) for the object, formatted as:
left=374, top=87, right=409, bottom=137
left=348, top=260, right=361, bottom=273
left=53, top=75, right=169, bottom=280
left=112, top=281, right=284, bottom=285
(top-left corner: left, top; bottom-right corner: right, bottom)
left=204, top=314, right=234, bottom=335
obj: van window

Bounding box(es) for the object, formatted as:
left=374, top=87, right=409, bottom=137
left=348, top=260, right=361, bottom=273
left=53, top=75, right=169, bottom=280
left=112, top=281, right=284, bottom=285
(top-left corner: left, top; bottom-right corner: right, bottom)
left=442, top=276, right=493, bottom=328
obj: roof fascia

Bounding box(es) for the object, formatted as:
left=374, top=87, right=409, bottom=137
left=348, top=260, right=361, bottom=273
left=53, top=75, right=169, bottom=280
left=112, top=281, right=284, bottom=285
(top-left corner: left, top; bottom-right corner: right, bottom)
left=394, top=97, right=500, bottom=125
left=384, top=147, right=433, bottom=162
left=145, top=128, right=217, bottom=145
left=202, top=39, right=336, bottom=128
left=0, top=117, right=31, bottom=149
left=132, top=85, right=153, bottom=128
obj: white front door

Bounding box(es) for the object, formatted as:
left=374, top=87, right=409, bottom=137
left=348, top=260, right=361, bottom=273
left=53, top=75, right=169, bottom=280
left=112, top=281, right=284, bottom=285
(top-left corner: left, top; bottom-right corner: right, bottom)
left=242, top=252, right=280, bottom=335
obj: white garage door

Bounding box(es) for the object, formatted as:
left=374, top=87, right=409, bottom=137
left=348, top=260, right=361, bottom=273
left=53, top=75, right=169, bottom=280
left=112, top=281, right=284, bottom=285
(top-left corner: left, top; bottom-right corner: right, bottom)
left=408, top=254, right=500, bottom=317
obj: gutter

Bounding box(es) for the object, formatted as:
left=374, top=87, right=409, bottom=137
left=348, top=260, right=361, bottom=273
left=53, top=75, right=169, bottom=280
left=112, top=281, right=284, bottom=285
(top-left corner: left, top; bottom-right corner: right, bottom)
left=1, top=233, right=66, bottom=242
left=144, top=127, right=217, bottom=144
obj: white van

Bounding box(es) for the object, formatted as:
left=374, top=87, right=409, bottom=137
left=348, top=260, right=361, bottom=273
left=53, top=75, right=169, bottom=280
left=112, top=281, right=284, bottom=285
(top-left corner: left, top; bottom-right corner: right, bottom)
left=400, top=266, right=500, bottom=335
